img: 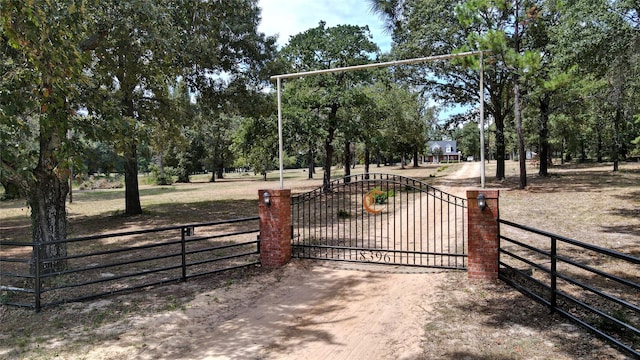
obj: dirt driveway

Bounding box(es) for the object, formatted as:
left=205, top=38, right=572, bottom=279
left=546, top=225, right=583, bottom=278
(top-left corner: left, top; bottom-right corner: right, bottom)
left=76, top=164, right=479, bottom=360
left=3, top=163, right=629, bottom=359
left=77, top=261, right=447, bottom=360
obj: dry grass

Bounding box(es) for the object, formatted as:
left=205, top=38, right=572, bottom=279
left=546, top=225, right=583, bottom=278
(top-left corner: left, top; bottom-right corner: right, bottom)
left=1, top=160, right=639, bottom=359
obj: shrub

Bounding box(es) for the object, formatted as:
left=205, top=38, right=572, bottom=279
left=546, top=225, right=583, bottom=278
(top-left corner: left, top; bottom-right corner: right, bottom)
left=78, top=175, right=124, bottom=190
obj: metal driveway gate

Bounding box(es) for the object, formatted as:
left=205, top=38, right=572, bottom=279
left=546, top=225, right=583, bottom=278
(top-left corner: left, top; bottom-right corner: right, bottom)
left=291, top=174, right=467, bottom=269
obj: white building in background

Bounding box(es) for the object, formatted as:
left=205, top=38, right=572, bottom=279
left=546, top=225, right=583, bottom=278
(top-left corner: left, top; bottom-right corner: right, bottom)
left=426, top=141, right=462, bottom=163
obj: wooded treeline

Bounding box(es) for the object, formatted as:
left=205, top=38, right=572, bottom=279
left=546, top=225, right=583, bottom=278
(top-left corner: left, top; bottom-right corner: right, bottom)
left=1, top=0, right=638, bottom=271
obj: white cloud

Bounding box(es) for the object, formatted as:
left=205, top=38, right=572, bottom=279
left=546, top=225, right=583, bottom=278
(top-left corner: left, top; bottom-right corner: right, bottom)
left=258, top=0, right=391, bottom=52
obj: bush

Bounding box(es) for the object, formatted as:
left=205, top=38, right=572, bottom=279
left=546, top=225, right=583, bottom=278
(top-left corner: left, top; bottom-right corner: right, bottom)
left=78, top=175, right=124, bottom=190
left=374, top=189, right=395, bottom=204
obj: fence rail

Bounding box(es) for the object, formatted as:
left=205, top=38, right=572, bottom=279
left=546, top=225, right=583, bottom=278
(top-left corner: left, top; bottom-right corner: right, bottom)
left=0, top=217, right=260, bottom=312
left=498, top=219, right=640, bottom=358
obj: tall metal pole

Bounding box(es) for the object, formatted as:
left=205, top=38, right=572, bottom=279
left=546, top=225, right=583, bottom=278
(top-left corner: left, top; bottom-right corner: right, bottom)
left=271, top=50, right=490, bottom=189
left=479, top=51, right=486, bottom=188
left=277, top=77, right=284, bottom=190
left=67, top=130, right=73, bottom=203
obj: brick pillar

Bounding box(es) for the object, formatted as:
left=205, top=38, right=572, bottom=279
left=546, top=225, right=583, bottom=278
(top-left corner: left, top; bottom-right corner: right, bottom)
left=258, top=189, right=292, bottom=269
left=467, top=189, right=500, bottom=280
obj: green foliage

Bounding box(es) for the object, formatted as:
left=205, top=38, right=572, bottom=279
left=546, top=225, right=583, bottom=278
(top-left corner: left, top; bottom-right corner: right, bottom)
left=337, top=209, right=352, bottom=219
left=280, top=21, right=379, bottom=188
left=233, top=115, right=279, bottom=179
left=373, top=188, right=395, bottom=204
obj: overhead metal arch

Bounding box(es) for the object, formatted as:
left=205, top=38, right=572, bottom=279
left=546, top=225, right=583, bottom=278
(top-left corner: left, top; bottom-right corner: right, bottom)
left=270, top=50, right=489, bottom=189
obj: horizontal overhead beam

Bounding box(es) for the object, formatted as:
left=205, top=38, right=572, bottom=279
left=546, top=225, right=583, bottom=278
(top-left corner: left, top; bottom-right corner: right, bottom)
left=270, top=50, right=489, bottom=81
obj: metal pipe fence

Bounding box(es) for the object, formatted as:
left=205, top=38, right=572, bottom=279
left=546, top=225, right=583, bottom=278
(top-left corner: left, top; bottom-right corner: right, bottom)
left=498, top=219, right=639, bottom=358
left=0, top=217, right=260, bottom=312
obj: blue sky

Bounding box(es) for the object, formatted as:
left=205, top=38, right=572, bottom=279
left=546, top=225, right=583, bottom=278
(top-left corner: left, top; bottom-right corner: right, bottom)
left=257, top=0, right=392, bottom=52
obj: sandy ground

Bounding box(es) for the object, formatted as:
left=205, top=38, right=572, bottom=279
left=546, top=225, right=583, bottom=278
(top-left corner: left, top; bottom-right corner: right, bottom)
left=73, top=163, right=481, bottom=360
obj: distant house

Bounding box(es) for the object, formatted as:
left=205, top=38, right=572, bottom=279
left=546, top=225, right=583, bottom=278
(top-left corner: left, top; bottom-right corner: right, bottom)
left=426, top=141, right=461, bottom=163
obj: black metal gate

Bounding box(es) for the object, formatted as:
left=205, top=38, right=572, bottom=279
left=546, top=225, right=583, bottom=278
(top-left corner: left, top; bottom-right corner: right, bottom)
left=291, top=174, right=467, bottom=269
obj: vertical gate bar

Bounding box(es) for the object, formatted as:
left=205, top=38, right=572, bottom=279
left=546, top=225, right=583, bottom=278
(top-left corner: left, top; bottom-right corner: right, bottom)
left=447, top=194, right=451, bottom=267
left=433, top=189, right=437, bottom=265
left=337, top=185, right=341, bottom=260
left=392, top=179, right=396, bottom=263
left=380, top=176, right=390, bottom=262
left=420, top=184, right=423, bottom=265
left=342, top=183, right=346, bottom=260
left=426, top=187, right=430, bottom=266
left=462, top=199, right=467, bottom=267
left=312, top=191, right=315, bottom=258
left=361, top=177, right=364, bottom=260
left=352, top=177, right=356, bottom=260
left=292, top=195, right=296, bottom=258
left=454, top=197, right=458, bottom=268
left=323, top=189, right=327, bottom=259
left=413, top=180, right=416, bottom=265
left=440, top=192, right=444, bottom=266
left=551, top=236, right=557, bottom=312
left=306, top=193, right=310, bottom=258
left=399, top=180, right=402, bottom=263
left=320, top=189, right=323, bottom=258
left=330, top=188, right=333, bottom=259
left=299, top=194, right=302, bottom=258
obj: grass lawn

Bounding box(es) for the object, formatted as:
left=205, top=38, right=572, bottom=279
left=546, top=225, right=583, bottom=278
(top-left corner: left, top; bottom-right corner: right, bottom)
left=0, top=160, right=638, bottom=359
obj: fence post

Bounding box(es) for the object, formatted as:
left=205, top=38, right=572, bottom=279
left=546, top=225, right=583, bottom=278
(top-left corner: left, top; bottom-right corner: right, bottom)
left=466, top=189, right=500, bottom=280
left=258, top=189, right=292, bottom=269
left=181, top=227, right=187, bottom=281
left=34, top=243, right=42, bottom=312
left=550, top=236, right=557, bottom=312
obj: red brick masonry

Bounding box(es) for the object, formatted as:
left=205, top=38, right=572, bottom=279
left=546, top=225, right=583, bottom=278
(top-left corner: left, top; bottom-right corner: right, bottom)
left=466, top=189, right=500, bottom=280
left=258, top=189, right=292, bottom=269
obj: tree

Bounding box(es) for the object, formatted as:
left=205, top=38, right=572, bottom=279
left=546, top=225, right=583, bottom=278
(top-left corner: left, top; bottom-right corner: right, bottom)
left=459, top=121, right=481, bottom=160
left=1, top=0, right=93, bottom=272
left=553, top=0, right=640, bottom=169
left=84, top=0, right=276, bottom=214
left=370, top=0, right=515, bottom=181
left=280, top=22, right=379, bottom=191
left=233, top=116, right=279, bottom=180
left=0, top=23, right=39, bottom=200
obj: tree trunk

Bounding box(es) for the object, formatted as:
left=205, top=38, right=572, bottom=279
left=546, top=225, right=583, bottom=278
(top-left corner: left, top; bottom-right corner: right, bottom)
left=322, top=106, right=338, bottom=192
left=344, top=141, right=351, bottom=182
left=122, top=92, right=142, bottom=215
left=308, top=149, right=314, bottom=179
left=413, top=150, right=419, bottom=167
left=1, top=179, right=22, bottom=200
left=30, top=126, right=69, bottom=274
left=596, top=125, right=603, bottom=162
left=494, top=120, right=506, bottom=180
left=323, top=129, right=335, bottom=192
left=364, top=146, right=370, bottom=178
left=538, top=93, right=550, bottom=177
left=514, top=78, right=527, bottom=189
left=124, top=143, right=142, bottom=215
left=613, top=108, right=620, bottom=172
left=514, top=3, right=526, bottom=189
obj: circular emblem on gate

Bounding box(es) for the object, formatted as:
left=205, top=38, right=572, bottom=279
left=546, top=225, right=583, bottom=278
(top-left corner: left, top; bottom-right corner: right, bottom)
left=363, top=189, right=385, bottom=214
